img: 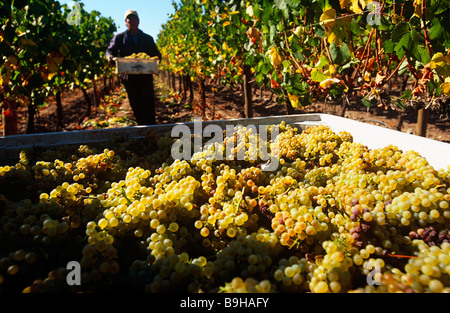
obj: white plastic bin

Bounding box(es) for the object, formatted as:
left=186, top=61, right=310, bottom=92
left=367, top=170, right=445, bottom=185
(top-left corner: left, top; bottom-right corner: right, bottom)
left=0, top=114, right=449, bottom=170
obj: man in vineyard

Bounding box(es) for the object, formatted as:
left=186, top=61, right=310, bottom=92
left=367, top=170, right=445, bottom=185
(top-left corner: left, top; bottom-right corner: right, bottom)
left=106, top=10, right=162, bottom=125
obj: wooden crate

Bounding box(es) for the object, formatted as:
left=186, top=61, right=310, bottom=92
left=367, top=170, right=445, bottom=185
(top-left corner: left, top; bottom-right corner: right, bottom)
left=114, top=57, right=159, bottom=75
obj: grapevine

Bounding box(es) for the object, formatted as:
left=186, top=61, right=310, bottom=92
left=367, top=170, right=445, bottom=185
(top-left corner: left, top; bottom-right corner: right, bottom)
left=0, top=0, right=116, bottom=135
left=157, top=0, right=450, bottom=132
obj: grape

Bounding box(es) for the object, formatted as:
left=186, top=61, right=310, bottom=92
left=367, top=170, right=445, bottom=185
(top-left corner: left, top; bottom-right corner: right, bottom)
left=125, top=52, right=155, bottom=60
left=0, top=123, right=448, bottom=293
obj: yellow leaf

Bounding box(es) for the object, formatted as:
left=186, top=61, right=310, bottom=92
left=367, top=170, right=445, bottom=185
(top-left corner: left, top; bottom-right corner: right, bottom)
left=442, top=77, right=450, bottom=95
left=327, top=32, right=337, bottom=44
left=222, top=42, right=229, bottom=52
left=223, top=21, right=231, bottom=27
left=319, top=78, right=341, bottom=89
left=325, top=65, right=336, bottom=76
left=364, top=71, right=371, bottom=82
left=320, top=9, right=336, bottom=28
left=288, top=93, right=300, bottom=108
left=349, top=0, right=363, bottom=13
left=430, top=52, right=450, bottom=76
left=440, top=82, right=450, bottom=95
left=269, top=47, right=282, bottom=68
left=47, top=73, right=56, bottom=81
left=430, top=52, right=445, bottom=68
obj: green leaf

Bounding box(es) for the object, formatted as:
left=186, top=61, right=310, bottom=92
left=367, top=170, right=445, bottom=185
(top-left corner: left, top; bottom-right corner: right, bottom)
left=315, top=55, right=329, bottom=70
left=315, top=25, right=326, bottom=39
left=349, top=20, right=364, bottom=36
left=401, top=90, right=412, bottom=100
left=394, top=33, right=411, bottom=59
left=329, top=42, right=350, bottom=65
left=274, top=0, right=289, bottom=17
left=416, top=45, right=431, bottom=64
left=391, top=22, right=409, bottom=42
left=311, top=69, right=328, bottom=82
left=362, top=97, right=373, bottom=108
left=428, top=18, right=444, bottom=40
left=410, top=27, right=425, bottom=44
left=375, top=16, right=392, bottom=31
left=392, top=98, right=406, bottom=110
left=270, top=24, right=277, bottom=42
left=384, top=40, right=395, bottom=54
left=292, top=49, right=304, bottom=62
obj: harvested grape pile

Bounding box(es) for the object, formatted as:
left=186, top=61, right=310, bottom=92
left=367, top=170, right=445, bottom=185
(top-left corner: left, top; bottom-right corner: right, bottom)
left=0, top=123, right=449, bottom=293
left=125, top=52, right=158, bottom=60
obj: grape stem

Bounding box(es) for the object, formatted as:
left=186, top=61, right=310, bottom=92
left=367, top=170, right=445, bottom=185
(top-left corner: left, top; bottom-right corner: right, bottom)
left=120, top=189, right=133, bottom=205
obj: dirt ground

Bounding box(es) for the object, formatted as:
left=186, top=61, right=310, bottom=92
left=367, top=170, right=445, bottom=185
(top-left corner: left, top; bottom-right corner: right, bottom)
left=3, top=76, right=449, bottom=144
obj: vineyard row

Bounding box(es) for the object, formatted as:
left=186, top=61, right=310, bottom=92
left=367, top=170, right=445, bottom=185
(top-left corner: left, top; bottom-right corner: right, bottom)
left=156, top=0, right=450, bottom=134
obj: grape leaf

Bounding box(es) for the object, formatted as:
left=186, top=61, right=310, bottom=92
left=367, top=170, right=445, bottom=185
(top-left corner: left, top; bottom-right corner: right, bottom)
left=441, top=81, right=450, bottom=95
left=329, top=42, right=350, bottom=65
left=311, top=69, right=328, bottom=82
left=430, top=52, right=450, bottom=76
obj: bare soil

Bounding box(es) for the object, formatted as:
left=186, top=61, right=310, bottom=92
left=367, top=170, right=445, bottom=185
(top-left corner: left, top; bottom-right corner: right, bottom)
left=2, top=76, right=449, bottom=144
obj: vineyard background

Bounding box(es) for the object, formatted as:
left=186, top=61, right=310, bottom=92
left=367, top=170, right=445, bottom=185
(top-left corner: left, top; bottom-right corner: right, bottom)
left=1, top=74, right=449, bottom=143
left=1, top=0, right=450, bottom=143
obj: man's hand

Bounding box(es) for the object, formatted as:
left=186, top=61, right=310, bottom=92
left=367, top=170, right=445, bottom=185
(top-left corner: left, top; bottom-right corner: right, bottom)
left=106, top=55, right=115, bottom=65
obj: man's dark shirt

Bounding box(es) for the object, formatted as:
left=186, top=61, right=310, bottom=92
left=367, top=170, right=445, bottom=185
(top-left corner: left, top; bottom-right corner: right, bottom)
left=106, top=29, right=161, bottom=61
left=106, top=29, right=161, bottom=125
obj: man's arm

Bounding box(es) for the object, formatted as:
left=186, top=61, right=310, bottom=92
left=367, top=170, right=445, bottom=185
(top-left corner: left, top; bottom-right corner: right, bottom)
left=106, top=34, right=120, bottom=63
left=144, top=35, right=162, bottom=61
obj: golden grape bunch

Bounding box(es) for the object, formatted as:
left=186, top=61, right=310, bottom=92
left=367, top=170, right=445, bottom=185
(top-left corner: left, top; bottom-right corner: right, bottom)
left=125, top=52, right=158, bottom=60
left=0, top=123, right=449, bottom=294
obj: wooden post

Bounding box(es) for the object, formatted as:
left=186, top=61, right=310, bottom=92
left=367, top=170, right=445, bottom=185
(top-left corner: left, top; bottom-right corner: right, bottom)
left=340, top=94, right=349, bottom=117
left=2, top=100, right=18, bottom=136
left=243, top=64, right=253, bottom=119
left=55, top=91, right=63, bottom=132
left=171, top=72, right=176, bottom=92
left=198, top=79, right=206, bottom=120
left=188, top=76, right=194, bottom=104
left=92, top=80, right=99, bottom=107
left=416, top=108, right=429, bottom=137
left=79, top=88, right=93, bottom=125
left=26, top=102, right=35, bottom=134
left=396, top=113, right=405, bottom=131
